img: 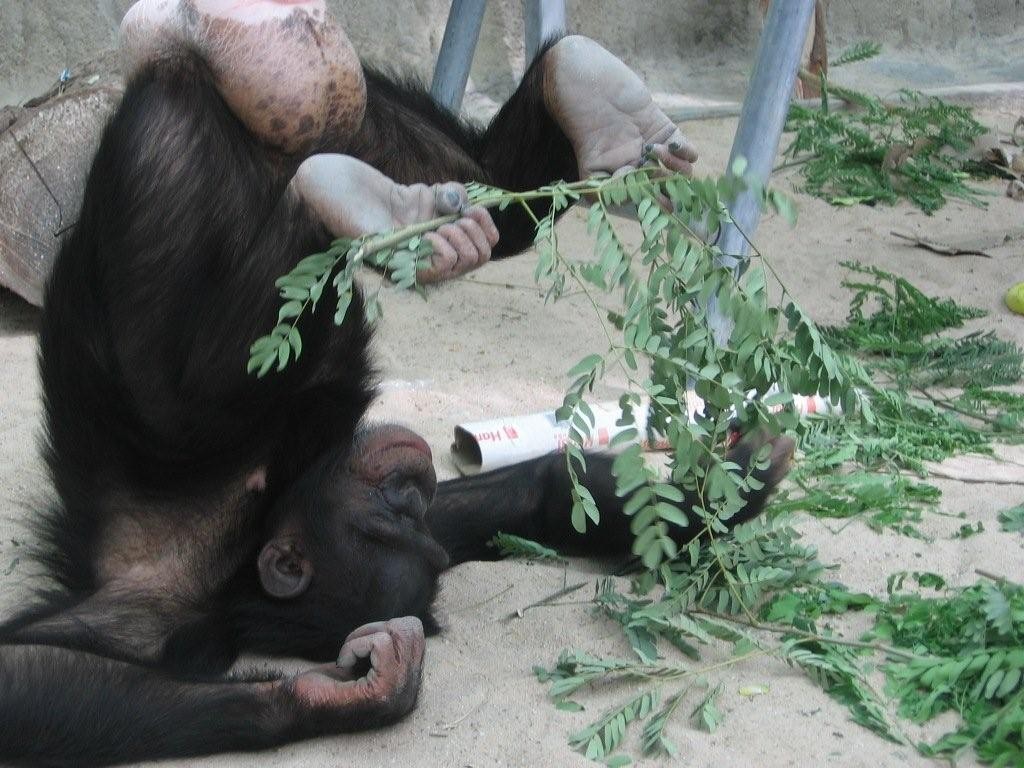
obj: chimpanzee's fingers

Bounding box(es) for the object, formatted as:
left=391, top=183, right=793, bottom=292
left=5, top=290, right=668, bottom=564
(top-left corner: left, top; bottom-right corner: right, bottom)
left=335, top=617, right=423, bottom=686
left=436, top=223, right=477, bottom=267
left=462, top=205, right=499, bottom=246
left=650, top=144, right=695, bottom=176
left=419, top=213, right=495, bottom=284
left=420, top=232, right=458, bottom=283
left=665, top=132, right=698, bottom=163
left=456, top=218, right=493, bottom=264
left=336, top=633, right=383, bottom=680
left=432, top=182, right=468, bottom=216
left=416, top=205, right=495, bottom=283
left=342, top=621, right=388, bottom=645
left=383, top=616, right=424, bottom=670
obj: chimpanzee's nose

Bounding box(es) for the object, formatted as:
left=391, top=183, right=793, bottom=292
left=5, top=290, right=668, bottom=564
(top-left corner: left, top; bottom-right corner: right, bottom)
left=381, top=472, right=435, bottom=522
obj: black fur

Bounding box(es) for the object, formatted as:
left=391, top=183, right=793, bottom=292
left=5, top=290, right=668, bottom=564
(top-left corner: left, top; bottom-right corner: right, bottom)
left=0, top=46, right=789, bottom=768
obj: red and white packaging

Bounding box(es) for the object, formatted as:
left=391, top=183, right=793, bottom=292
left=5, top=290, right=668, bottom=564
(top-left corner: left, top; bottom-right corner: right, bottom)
left=451, top=388, right=842, bottom=475
left=451, top=400, right=670, bottom=475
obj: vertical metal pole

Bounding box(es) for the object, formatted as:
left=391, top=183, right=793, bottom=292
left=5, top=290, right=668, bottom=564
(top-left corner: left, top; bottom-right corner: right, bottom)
left=430, top=0, right=487, bottom=114
left=525, top=0, right=567, bottom=64
left=709, top=0, right=815, bottom=344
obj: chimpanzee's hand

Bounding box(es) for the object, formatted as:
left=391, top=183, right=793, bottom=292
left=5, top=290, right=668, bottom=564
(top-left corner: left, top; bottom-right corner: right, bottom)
left=287, top=616, right=425, bottom=730
left=416, top=183, right=499, bottom=284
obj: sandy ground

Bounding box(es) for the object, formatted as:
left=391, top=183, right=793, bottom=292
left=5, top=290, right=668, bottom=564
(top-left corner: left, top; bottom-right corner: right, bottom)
left=1, top=110, right=1023, bottom=766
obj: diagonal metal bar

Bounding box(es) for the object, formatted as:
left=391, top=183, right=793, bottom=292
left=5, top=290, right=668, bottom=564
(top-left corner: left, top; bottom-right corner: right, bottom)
left=709, top=0, right=816, bottom=344
left=430, top=0, right=487, bottom=114
left=524, top=0, right=567, bottom=64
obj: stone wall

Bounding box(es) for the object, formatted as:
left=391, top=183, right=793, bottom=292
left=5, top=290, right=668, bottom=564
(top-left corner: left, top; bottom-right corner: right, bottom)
left=4, top=1, right=1021, bottom=109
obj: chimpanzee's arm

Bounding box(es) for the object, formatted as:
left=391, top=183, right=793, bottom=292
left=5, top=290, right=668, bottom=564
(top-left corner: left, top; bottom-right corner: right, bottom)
left=0, top=616, right=424, bottom=767
left=427, top=454, right=633, bottom=565
left=427, top=432, right=794, bottom=567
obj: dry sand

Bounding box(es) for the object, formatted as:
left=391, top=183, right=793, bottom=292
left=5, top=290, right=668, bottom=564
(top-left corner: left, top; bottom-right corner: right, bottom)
left=1, top=111, right=1023, bottom=767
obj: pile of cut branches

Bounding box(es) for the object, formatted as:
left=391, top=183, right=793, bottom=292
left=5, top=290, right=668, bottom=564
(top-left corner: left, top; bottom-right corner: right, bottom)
left=784, top=42, right=1007, bottom=213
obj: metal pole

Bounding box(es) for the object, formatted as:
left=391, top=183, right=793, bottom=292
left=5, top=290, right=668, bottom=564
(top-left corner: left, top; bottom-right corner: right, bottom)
left=525, top=0, right=567, bottom=64
left=430, top=0, right=487, bottom=114
left=709, top=0, right=815, bottom=344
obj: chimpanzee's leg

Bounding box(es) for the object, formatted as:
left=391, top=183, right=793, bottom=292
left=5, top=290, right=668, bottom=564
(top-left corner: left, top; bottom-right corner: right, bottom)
left=348, top=37, right=697, bottom=257
left=342, top=57, right=572, bottom=257
left=121, top=0, right=497, bottom=284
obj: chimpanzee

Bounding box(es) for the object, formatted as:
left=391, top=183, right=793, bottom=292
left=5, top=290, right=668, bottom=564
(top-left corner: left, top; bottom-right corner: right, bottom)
left=0, top=1, right=794, bottom=765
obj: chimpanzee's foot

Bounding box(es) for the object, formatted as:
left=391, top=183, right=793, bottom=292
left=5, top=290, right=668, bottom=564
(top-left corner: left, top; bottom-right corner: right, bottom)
left=542, top=36, right=698, bottom=178
left=120, top=0, right=365, bottom=153
left=293, top=154, right=498, bottom=283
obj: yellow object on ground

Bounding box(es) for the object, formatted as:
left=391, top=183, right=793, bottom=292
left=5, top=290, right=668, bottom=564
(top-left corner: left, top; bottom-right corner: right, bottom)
left=1007, top=282, right=1024, bottom=315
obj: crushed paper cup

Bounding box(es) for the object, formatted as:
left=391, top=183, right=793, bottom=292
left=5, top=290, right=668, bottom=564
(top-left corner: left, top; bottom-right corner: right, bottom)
left=451, top=389, right=841, bottom=475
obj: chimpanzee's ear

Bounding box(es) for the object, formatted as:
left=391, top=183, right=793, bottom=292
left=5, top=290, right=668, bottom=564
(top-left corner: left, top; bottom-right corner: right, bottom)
left=257, top=538, right=313, bottom=599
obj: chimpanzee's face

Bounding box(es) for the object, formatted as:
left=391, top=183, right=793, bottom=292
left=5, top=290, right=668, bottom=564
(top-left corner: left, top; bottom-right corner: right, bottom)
left=257, top=425, right=447, bottom=635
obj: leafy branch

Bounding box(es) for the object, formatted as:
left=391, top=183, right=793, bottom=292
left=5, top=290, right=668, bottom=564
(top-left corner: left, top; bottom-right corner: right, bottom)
left=785, top=41, right=999, bottom=213
left=247, top=218, right=448, bottom=377
left=249, top=156, right=1023, bottom=765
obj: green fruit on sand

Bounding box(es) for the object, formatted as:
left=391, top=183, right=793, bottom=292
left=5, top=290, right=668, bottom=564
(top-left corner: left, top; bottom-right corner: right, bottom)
left=1007, top=282, right=1024, bottom=316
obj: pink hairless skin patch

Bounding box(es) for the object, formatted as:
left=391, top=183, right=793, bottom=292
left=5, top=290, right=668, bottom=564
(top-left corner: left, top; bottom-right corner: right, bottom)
left=121, top=0, right=366, bottom=154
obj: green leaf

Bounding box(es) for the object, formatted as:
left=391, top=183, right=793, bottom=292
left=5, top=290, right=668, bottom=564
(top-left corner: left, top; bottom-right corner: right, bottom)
left=568, top=354, right=604, bottom=379
left=998, top=504, right=1024, bottom=533
left=287, top=327, right=303, bottom=361
left=623, top=487, right=653, bottom=516
left=571, top=502, right=587, bottom=534
left=610, top=428, right=639, bottom=449
left=277, top=300, right=303, bottom=323
left=488, top=533, right=562, bottom=561
left=762, top=391, right=793, bottom=408
left=653, top=483, right=684, bottom=503
left=692, top=685, right=724, bottom=733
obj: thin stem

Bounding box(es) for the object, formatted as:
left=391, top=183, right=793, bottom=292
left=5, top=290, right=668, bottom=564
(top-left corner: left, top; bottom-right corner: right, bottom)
left=975, top=568, right=1015, bottom=584
left=689, top=608, right=921, bottom=661
left=915, top=387, right=1004, bottom=429
left=507, top=581, right=589, bottom=620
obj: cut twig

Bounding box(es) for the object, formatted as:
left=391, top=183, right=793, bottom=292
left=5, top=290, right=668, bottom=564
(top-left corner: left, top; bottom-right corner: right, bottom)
left=429, top=692, right=490, bottom=737
left=976, top=568, right=1017, bottom=584
left=690, top=609, right=921, bottom=662
left=891, top=230, right=992, bottom=258
left=506, top=581, right=588, bottom=620
left=453, top=583, right=515, bottom=614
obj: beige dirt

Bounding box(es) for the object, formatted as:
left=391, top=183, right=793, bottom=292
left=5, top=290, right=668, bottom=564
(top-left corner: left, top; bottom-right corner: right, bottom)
left=1, top=110, right=1023, bottom=767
